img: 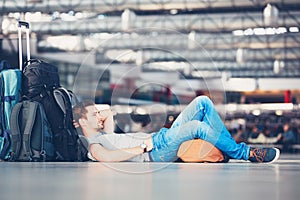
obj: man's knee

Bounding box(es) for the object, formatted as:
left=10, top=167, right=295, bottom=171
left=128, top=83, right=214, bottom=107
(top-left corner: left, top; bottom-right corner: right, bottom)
left=195, top=95, right=212, bottom=105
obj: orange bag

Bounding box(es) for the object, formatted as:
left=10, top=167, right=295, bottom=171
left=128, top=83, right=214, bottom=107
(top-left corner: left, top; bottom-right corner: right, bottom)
left=177, top=139, right=226, bottom=163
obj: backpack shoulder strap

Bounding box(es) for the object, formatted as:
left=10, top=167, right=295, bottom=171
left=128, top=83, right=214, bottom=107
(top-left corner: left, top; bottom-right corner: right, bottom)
left=53, top=87, right=77, bottom=132
left=35, top=102, right=55, bottom=161
left=9, top=102, right=23, bottom=159
left=53, top=88, right=70, bottom=115
left=22, top=101, right=38, bottom=161
left=66, top=89, right=79, bottom=107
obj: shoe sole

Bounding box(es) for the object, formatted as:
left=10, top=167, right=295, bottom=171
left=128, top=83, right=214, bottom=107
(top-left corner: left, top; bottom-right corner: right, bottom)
left=268, top=148, right=280, bottom=163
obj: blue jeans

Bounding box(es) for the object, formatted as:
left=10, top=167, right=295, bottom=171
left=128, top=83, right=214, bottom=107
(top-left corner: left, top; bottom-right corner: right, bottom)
left=149, top=96, right=250, bottom=162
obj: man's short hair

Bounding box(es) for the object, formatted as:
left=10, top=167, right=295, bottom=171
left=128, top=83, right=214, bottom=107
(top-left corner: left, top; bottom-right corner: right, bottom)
left=73, top=100, right=95, bottom=122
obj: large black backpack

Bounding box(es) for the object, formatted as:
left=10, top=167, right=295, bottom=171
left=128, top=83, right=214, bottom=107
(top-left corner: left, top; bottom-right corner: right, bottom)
left=22, top=59, right=60, bottom=99
left=53, top=87, right=88, bottom=161
left=9, top=100, right=55, bottom=161
left=21, top=59, right=85, bottom=161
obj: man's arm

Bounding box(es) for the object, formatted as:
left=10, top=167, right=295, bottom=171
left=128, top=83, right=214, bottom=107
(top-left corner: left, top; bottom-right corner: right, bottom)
left=89, top=143, right=145, bottom=162
left=89, top=136, right=153, bottom=162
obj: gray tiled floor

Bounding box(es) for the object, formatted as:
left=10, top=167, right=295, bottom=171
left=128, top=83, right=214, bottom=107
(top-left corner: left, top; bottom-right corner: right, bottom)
left=1, top=154, right=300, bottom=200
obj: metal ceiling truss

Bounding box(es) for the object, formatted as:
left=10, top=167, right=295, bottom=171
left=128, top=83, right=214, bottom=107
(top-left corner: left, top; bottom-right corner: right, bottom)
left=94, top=48, right=300, bottom=63
left=2, top=11, right=300, bottom=35
left=142, top=60, right=300, bottom=77
left=36, top=32, right=300, bottom=52
left=190, top=60, right=300, bottom=71
left=1, top=0, right=300, bottom=79
left=1, top=0, right=299, bottom=14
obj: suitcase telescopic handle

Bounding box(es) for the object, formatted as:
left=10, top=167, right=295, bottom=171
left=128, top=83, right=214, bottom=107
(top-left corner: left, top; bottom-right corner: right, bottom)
left=18, top=21, right=30, bottom=71
left=18, top=21, right=29, bottom=29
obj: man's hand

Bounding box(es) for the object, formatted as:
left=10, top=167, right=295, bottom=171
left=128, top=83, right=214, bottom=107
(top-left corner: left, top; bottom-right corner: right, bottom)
left=143, top=136, right=154, bottom=152
left=95, top=104, right=114, bottom=134
left=95, top=104, right=110, bottom=112
left=73, top=120, right=79, bottom=128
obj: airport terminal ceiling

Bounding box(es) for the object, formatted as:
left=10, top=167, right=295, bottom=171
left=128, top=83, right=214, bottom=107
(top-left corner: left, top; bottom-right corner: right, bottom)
left=1, top=0, right=300, bottom=99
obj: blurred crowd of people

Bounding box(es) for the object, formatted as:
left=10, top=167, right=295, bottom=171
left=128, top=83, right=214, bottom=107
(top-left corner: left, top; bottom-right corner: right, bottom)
left=227, top=111, right=300, bottom=153
left=230, top=123, right=300, bottom=152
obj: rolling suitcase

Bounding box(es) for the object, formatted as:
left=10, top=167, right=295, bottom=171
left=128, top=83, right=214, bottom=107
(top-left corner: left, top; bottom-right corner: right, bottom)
left=0, top=21, right=27, bottom=160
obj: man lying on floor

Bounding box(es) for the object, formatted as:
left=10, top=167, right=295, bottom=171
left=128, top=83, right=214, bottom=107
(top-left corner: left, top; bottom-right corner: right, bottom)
left=72, top=96, right=280, bottom=163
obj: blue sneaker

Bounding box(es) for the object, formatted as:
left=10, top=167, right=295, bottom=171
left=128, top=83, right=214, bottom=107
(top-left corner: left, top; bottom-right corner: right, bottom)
left=249, top=147, right=280, bottom=163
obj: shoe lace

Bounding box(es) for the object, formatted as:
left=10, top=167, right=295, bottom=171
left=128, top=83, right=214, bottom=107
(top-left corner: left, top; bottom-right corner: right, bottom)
left=251, top=148, right=266, bottom=163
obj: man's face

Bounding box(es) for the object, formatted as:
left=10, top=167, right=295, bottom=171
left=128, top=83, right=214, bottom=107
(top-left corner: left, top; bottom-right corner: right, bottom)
left=84, top=105, right=105, bottom=130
